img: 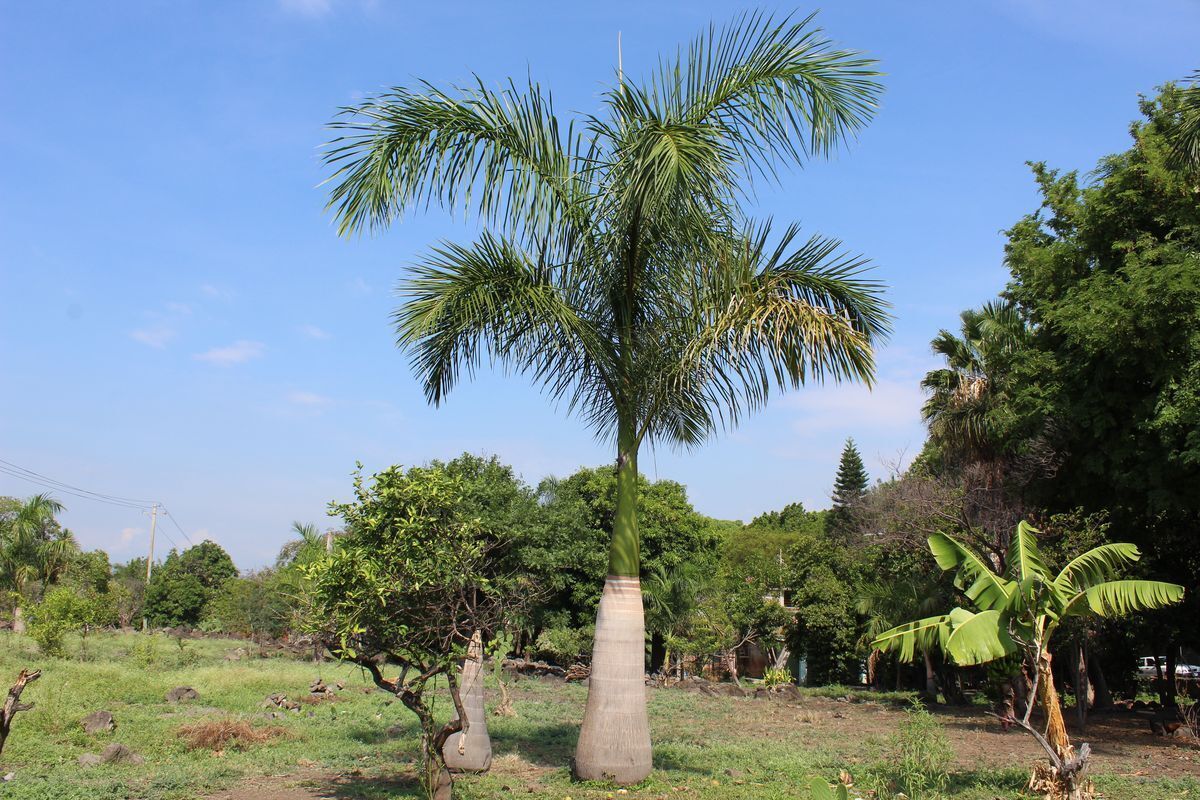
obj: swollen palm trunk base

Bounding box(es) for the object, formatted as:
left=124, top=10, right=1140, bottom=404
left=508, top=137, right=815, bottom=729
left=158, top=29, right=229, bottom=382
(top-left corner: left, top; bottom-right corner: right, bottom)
left=443, top=631, right=492, bottom=772
left=574, top=576, right=652, bottom=784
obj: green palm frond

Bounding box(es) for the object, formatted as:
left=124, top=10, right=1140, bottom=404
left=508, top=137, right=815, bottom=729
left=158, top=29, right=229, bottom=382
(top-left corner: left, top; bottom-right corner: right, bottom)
left=1062, top=580, right=1185, bottom=618
left=944, top=608, right=1017, bottom=665
left=928, top=533, right=1012, bottom=610
left=394, top=231, right=614, bottom=413
left=1169, top=70, right=1200, bottom=170
left=325, top=76, right=594, bottom=239
left=1053, top=543, right=1141, bottom=596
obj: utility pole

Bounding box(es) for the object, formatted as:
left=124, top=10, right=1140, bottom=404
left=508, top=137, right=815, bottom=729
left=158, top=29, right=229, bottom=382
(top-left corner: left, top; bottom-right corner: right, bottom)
left=142, top=503, right=158, bottom=632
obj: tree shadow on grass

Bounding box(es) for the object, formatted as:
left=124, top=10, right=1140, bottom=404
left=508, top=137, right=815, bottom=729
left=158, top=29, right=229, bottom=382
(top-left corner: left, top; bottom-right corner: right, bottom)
left=318, top=771, right=426, bottom=800
left=490, top=721, right=579, bottom=767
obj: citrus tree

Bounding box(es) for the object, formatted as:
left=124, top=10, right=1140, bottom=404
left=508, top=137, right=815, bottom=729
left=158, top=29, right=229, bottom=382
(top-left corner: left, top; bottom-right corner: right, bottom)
left=872, top=521, right=1183, bottom=800
left=323, top=11, right=887, bottom=782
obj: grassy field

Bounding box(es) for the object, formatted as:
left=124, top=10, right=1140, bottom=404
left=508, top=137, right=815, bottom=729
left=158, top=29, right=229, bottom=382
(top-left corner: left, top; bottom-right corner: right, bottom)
left=0, top=631, right=1196, bottom=800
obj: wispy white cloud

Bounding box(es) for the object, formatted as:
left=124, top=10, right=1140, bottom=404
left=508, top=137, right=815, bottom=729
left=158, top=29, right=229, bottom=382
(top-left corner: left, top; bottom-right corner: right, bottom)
left=299, top=324, right=331, bottom=340
left=279, top=0, right=332, bottom=17
left=130, top=327, right=176, bottom=349
left=347, top=277, right=371, bottom=295
left=194, top=340, right=265, bottom=366
left=287, top=390, right=331, bottom=407
left=119, top=527, right=140, bottom=545
left=780, top=377, right=925, bottom=435
left=200, top=283, right=235, bottom=301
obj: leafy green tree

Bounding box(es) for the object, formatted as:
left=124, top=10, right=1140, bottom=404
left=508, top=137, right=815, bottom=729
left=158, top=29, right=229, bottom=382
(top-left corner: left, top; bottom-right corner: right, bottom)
left=275, top=522, right=328, bottom=569
left=786, top=529, right=863, bottom=685
left=144, top=541, right=237, bottom=627
left=206, top=571, right=292, bottom=639
left=999, top=85, right=1200, bottom=694
left=27, top=584, right=110, bottom=657
left=323, top=12, right=887, bottom=781
left=306, top=464, right=526, bottom=800
left=873, top=522, right=1183, bottom=800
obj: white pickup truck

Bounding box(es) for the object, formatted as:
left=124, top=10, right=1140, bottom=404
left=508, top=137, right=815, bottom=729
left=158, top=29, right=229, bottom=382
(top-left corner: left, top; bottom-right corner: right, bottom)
left=1138, top=656, right=1199, bottom=678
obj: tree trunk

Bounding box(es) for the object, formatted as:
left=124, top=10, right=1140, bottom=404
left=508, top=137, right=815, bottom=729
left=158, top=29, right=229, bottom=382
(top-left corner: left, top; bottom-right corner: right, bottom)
left=11, top=606, right=24, bottom=635
left=443, top=631, right=492, bottom=773
left=1088, top=653, right=1112, bottom=710
left=922, top=649, right=939, bottom=703
left=0, top=669, right=40, bottom=757
left=649, top=632, right=666, bottom=675
left=574, top=417, right=652, bottom=785
left=1165, top=650, right=1179, bottom=708
left=1038, top=652, right=1071, bottom=757
left=1072, top=643, right=1089, bottom=730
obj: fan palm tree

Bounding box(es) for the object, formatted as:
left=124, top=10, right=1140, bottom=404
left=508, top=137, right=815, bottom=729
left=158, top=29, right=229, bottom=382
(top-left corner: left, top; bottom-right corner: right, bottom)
left=920, top=301, right=1028, bottom=461
left=324, top=12, right=889, bottom=782
left=0, top=493, right=68, bottom=632
left=872, top=521, right=1183, bottom=800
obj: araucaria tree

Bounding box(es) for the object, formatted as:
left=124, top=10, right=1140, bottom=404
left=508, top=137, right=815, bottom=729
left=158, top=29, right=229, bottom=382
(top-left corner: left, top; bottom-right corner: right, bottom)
left=873, top=522, right=1183, bottom=800
left=828, top=438, right=868, bottom=535
left=305, top=465, right=526, bottom=800
left=324, top=12, right=888, bottom=782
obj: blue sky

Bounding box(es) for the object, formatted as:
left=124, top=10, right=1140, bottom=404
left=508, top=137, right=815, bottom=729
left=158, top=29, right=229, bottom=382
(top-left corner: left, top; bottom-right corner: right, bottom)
left=1, top=0, right=1196, bottom=569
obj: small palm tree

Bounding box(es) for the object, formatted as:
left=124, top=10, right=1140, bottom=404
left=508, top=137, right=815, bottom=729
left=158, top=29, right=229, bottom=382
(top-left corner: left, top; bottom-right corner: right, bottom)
left=325, top=12, right=888, bottom=781
left=0, top=494, right=69, bottom=632
left=920, top=301, right=1028, bottom=461
left=275, top=521, right=328, bottom=569
left=872, top=521, right=1183, bottom=800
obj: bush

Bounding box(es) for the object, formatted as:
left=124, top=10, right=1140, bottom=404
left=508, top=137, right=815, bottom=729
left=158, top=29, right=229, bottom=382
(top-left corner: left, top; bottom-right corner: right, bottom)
left=26, top=586, right=106, bottom=657
left=762, top=666, right=792, bottom=688
left=531, top=625, right=592, bottom=665
left=129, top=635, right=160, bottom=666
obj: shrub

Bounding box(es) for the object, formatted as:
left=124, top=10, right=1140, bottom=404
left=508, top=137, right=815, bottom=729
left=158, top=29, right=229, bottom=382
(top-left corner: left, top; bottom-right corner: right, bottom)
left=532, top=625, right=592, bottom=665
left=129, top=635, right=160, bottom=666
left=26, top=586, right=106, bottom=657
left=762, top=666, right=792, bottom=688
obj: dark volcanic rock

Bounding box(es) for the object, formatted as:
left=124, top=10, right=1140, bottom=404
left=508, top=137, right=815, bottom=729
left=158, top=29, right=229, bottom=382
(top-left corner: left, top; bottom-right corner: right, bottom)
left=81, top=710, right=115, bottom=735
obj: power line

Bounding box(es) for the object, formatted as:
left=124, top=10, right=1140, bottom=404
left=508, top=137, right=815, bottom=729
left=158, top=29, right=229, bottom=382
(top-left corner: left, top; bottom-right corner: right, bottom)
left=0, top=458, right=199, bottom=553
left=0, top=459, right=155, bottom=509
left=161, top=507, right=195, bottom=548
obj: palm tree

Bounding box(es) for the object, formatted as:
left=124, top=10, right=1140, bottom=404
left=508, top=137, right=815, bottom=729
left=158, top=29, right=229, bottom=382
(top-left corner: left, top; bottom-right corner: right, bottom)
left=324, top=12, right=888, bottom=782
left=0, top=493, right=68, bottom=632
left=1169, top=70, right=1200, bottom=170
left=920, top=300, right=1028, bottom=461
left=857, top=575, right=946, bottom=698
left=642, top=563, right=702, bottom=676
left=275, top=521, right=330, bottom=569
left=872, top=522, right=1183, bottom=800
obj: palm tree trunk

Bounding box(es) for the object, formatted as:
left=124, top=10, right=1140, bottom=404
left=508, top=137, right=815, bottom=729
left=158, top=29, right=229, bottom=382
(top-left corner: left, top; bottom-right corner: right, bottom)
left=1072, top=643, right=1089, bottom=731
left=574, top=416, right=652, bottom=784
left=443, top=630, right=492, bottom=772
left=11, top=606, right=24, bottom=635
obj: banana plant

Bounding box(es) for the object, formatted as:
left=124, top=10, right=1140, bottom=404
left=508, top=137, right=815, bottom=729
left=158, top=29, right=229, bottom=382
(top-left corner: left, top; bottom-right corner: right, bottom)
left=872, top=521, right=1183, bottom=800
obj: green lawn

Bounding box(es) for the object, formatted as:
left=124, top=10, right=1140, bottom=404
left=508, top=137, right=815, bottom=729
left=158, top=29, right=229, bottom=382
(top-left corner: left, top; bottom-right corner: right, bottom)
left=0, top=632, right=1195, bottom=799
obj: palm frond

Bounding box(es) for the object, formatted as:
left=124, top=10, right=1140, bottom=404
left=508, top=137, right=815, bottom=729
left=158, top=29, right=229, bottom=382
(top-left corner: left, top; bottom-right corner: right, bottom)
left=393, top=231, right=615, bottom=417
left=325, top=77, right=594, bottom=240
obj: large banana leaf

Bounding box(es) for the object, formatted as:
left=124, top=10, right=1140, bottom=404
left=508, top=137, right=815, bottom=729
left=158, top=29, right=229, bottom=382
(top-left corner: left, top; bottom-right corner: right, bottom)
left=1053, top=543, right=1141, bottom=597
left=944, top=608, right=1017, bottom=665
left=1062, top=579, right=1185, bottom=618
left=870, top=613, right=952, bottom=662
left=1005, top=520, right=1052, bottom=584
left=928, top=534, right=1012, bottom=610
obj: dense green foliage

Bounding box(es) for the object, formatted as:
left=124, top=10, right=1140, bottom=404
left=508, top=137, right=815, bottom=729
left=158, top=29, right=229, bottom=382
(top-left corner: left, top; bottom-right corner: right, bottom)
left=143, top=541, right=237, bottom=627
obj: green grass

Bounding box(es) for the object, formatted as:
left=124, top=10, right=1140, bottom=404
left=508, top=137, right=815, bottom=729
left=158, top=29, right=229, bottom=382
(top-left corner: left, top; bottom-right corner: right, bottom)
left=0, top=632, right=1195, bottom=800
